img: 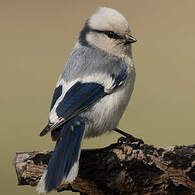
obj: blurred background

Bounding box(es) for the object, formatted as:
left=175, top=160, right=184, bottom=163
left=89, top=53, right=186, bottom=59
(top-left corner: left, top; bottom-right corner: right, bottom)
left=0, top=0, right=195, bottom=194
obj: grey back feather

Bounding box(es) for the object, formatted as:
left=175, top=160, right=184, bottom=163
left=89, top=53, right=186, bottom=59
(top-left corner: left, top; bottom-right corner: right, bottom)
left=61, top=43, right=123, bottom=82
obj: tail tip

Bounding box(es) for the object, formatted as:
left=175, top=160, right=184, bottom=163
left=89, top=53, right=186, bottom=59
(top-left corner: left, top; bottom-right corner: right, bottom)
left=36, top=162, right=79, bottom=193
left=62, top=161, right=79, bottom=184
left=36, top=171, right=48, bottom=193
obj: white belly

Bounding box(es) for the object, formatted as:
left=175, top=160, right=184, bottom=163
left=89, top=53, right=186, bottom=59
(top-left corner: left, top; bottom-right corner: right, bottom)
left=83, top=76, right=134, bottom=138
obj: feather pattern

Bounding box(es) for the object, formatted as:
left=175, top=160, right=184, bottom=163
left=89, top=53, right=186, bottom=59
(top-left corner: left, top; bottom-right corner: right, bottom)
left=37, top=116, right=85, bottom=192
left=37, top=7, right=136, bottom=193
left=50, top=85, right=63, bottom=111
left=40, top=82, right=106, bottom=136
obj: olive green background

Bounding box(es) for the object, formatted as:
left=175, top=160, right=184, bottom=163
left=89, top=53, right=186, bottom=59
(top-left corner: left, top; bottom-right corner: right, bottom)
left=0, top=0, right=194, bottom=194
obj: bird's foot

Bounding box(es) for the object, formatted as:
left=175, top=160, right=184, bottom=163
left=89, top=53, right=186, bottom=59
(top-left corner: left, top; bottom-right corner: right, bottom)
left=113, top=128, right=144, bottom=145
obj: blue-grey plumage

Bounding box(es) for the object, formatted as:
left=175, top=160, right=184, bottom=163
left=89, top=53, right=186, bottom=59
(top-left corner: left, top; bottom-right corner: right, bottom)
left=40, top=117, right=85, bottom=192
left=37, top=7, right=136, bottom=193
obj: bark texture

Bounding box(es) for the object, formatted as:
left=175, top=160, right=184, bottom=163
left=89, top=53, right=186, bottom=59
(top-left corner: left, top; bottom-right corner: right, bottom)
left=14, top=136, right=195, bottom=195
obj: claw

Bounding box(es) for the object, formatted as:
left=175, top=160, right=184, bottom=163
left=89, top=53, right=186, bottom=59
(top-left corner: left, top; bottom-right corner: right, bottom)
left=117, top=137, right=127, bottom=145
left=114, top=128, right=144, bottom=145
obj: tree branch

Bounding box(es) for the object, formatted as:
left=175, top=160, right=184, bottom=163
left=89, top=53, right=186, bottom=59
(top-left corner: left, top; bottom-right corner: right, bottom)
left=14, top=136, right=195, bottom=195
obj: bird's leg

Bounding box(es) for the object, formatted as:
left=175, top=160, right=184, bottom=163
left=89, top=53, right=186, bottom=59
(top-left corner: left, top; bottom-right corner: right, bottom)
left=113, top=128, right=144, bottom=144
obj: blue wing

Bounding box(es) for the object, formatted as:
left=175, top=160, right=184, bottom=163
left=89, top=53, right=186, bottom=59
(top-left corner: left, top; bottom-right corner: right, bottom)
left=56, top=82, right=105, bottom=118
left=40, top=61, right=128, bottom=136
left=112, top=60, right=128, bottom=88
left=50, top=85, right=63, bottom=111
left=40, top=82, right=106, bottom=136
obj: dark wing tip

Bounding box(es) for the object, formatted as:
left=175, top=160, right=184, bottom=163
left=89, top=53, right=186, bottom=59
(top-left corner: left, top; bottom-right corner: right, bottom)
left=40, top=124, right=51, bottom=136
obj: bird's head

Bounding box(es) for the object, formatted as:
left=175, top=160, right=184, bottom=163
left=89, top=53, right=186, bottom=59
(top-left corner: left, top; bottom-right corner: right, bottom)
left=79, top=7, right=136, bottom=57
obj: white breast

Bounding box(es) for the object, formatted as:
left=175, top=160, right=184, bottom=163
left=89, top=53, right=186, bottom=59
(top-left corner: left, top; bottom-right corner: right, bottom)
left=83, top=68, right=135, bottom=138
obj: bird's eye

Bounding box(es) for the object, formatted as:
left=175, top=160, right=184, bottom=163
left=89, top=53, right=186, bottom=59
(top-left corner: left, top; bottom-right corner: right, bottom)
left=105, top=31, right=121, bottom=40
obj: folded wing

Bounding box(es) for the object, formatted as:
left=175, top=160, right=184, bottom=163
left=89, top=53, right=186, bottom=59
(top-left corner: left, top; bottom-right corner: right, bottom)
left=40, top=82, right=107, bottom=136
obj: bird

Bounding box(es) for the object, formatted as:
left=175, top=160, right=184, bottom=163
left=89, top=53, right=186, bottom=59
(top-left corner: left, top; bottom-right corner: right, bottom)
left=37, top=7, right=136, bottom=193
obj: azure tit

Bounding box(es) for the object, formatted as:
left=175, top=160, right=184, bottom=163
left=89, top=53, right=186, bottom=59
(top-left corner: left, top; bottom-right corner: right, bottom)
left=37, top=7, right=136, bottom=193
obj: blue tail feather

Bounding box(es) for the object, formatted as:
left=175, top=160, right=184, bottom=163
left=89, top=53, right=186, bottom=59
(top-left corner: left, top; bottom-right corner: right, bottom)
left=37, top=116, right=85, bottom=192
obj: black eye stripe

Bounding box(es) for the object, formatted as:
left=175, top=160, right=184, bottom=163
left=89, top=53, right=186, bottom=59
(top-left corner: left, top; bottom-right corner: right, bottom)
left=104, top=31, right=122, bottom=39
left=91, top=29, right=122, bottom=40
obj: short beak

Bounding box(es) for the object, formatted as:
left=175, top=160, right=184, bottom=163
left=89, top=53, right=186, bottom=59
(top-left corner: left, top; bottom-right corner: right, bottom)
left=125, top=34, right=137, bottom=44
